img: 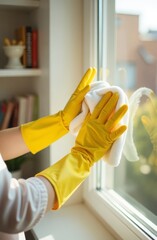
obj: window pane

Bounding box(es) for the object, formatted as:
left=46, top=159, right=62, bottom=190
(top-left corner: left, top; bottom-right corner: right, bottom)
left=99, top=0, right=157, bottom=235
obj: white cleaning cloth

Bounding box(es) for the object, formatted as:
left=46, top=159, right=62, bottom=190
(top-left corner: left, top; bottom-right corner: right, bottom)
left=123, top=87, right=154, bottom=162
left=69, top=81, right=129, bottom=167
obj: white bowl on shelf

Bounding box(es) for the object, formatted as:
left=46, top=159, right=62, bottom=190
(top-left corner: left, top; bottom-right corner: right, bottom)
left=3, top=45, right=25, bottom=69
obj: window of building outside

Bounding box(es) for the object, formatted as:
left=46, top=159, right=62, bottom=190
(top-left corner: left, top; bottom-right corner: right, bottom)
left=95, top=0, right=157, bottom=238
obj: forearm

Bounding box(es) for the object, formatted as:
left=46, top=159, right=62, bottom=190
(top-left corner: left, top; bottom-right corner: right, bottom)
left=0, top=155, right=56, bottom=233
left=0, top=127, right=29, bottom=160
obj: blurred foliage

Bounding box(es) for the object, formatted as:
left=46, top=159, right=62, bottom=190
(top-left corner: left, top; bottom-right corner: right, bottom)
left=6, top=152, right=33, bottom=172
left=126, top=97, right=157, bottom=213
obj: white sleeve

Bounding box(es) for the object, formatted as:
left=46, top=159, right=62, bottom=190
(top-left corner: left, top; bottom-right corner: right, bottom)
left=0, top=154, right=48, bottom=234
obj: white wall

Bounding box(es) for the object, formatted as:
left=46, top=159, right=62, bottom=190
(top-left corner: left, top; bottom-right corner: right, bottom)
left=49, top=0, right=84, bottom=163
left=49, top=0, right=84, bottom=204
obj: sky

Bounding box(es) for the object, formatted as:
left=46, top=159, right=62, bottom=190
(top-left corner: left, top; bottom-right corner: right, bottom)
left=115, top=0, right=157, bottom=33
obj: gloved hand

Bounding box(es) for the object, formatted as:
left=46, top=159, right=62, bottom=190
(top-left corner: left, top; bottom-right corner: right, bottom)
left=36, top=92, right=128, bottom=209
left=61, top=67, right=97, bottom=129
left=21, top=67, right=96, bottom=154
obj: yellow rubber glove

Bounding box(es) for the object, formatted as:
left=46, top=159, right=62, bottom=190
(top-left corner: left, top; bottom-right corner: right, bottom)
left=21, top=67, right=96, bottom=154
left=36, top=92, right=128, bottom=209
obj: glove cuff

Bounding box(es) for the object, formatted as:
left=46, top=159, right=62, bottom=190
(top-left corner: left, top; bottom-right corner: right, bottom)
left=21, top=111, right=68, bottom=154
left=36, top=152, right=90, bottom=209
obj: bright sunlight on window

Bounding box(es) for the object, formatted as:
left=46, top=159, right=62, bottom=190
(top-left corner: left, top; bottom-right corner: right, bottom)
left=96, top=0, right=157, bottom=239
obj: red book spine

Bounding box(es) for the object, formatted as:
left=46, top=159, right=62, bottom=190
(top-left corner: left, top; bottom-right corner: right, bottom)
left=32, top=30, right=38, bottom=68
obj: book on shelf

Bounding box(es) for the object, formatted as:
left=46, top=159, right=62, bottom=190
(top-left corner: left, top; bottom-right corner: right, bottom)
left=16, top=95, right=28, bottom=125
left=26, top=26, right=32, bottom=68
left=11, top=100, right=19, bottom=127
left=16, top=93, right=38, bottom=125
left=32, top=29, right=38, bottom=68
left=26, top=94, right=38, bottom=122
left=16, top=26, right=27, bottom=67
left=0, top=100, right=15, bottom=130
left=0, top=93, right=39, bottom=129
left=16, top=26, right=38, bottom=68
left=0, top=101, right=7, bottom=125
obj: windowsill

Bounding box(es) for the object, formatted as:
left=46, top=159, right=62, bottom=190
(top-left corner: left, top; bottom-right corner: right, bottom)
left=83, top=186, right=155, bottom=240
left=31, top=203, right=117, bottom=240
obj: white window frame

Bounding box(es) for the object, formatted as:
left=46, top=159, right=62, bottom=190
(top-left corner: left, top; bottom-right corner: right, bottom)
left=83, top=1, right=156, bottom=239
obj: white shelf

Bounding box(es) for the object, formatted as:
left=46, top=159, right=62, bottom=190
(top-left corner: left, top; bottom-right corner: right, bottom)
left=0, top=69, right=41, bottom=78
left=0, top=0, right=39, bottom=9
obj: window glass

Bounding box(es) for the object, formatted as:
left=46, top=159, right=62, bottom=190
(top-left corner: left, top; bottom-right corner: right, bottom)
left=98, top=0, right=157, bottom=235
